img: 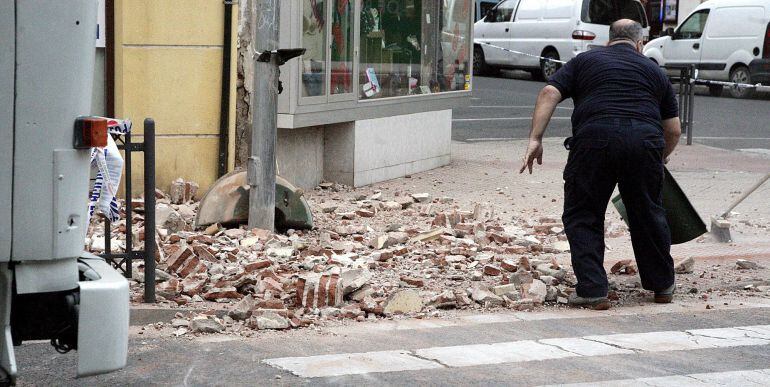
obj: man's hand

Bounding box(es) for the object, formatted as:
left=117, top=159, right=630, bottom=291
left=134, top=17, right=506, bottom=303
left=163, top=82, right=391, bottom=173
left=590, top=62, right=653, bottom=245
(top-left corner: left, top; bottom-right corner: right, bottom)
left=662, top=117, right=681, bottom=160
left=520, top=86, right=561, bottom=174
left=519, top=139, right=544, bottom=174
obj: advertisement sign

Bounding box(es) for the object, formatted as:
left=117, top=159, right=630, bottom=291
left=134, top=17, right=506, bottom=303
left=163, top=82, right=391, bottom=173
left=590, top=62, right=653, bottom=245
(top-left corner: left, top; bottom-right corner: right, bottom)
left=663, top=0, right=678, bottom=22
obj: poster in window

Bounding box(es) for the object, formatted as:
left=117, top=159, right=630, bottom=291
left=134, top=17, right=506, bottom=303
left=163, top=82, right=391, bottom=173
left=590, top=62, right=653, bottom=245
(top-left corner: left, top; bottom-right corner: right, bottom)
left=663, top=0, right=678, bottom=22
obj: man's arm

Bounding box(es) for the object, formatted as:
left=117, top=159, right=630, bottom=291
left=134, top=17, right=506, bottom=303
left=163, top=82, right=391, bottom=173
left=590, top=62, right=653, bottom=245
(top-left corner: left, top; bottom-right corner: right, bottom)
left=519, top=85, right=562, bottom=174
left=662, top=117, right=681, bottom=161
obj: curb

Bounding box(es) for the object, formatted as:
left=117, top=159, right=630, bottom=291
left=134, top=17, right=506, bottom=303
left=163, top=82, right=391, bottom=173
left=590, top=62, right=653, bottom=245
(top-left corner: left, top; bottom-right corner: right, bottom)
left=130, top=306, right=202, bottom=326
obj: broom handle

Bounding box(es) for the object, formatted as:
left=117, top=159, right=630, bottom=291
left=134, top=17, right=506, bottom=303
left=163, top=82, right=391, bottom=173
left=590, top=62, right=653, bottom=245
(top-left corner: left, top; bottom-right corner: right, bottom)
left=720, top=172, right=770, bottom=218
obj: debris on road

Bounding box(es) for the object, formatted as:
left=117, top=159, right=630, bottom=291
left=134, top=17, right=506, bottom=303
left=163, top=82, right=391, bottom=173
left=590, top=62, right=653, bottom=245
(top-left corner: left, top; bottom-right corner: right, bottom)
left=87, top=179, right=770, bottom=336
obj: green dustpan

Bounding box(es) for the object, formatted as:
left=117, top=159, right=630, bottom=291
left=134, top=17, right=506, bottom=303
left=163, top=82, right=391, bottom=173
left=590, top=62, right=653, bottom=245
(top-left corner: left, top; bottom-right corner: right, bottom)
left=612, top=167, right=707, bottom=245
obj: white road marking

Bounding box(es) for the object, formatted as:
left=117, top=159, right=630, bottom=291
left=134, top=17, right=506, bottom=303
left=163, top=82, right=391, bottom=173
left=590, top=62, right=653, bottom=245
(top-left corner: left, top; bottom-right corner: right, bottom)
left=738, top=148, right=770, bottom=156
left=452, top=117, right=571, bottom=122
left=263, top=350, right=442, bottom=378
left=538, top=337, right=634, bottom=357
left=414, top=340, right=574, bottom=367
left=541, top=368, right=770, bottom=386
left=264, top=325, right=770, bottom=378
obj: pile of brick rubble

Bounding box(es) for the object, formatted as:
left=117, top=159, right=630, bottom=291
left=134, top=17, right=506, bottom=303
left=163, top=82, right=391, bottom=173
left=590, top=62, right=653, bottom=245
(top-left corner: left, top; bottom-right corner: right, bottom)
left=85, top=179, right=767, bottom=336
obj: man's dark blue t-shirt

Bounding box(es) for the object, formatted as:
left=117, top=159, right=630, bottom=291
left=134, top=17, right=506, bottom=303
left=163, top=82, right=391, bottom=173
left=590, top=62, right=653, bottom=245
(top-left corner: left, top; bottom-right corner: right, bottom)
left=548, top=44, right=678, bottom=133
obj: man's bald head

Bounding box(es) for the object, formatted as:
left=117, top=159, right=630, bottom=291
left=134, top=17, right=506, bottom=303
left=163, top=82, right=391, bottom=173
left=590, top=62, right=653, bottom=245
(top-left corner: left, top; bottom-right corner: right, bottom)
left=609, top=19, right=644, bottom=44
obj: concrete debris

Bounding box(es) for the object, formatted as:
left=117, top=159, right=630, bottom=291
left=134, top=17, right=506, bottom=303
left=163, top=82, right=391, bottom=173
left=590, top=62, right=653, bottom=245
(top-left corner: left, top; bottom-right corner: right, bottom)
left=411, top=193, right=431, bottom=203
left=473, top=202, right=495, bottom=221
left=190, top=316, right=224, bottom=333
left=410, top=228, right=445, bottom=243
left=341, top=269, right=372, bottom=295
left=383, top=290, right=424, bottom=315
left=382, top=201, right=402, bottom=211
left=254, top=311, right=289, bottom=330
left=736, top=259, right=760, bottom=270
left=169, top=178, right=199, bottom=204
left=228, top=294, right=255, bottom=321
left=163, top=210, right=187, bottom=234
left=491, top=284, right=519, bottom=297
left=470, top=287, right=504, bottom=307
left=675, top=257, right=695, bottom=274
left=101, top=184, right=718, bottom=335
left=526, top=280, right=548, bottom=304
left=320, top=203, right=338, bottom=213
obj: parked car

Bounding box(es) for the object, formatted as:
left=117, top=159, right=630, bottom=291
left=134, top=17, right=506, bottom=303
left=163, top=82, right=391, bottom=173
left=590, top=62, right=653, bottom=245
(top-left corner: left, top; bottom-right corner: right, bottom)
left=473, top=0, right=649, bottom=80
left=644, top=0, right=770, bottom=98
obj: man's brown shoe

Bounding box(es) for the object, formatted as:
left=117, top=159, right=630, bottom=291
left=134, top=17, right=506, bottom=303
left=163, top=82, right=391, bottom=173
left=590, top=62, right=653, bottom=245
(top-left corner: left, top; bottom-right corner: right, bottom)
left=568, top=293, right=611, bottom=310
left=654, top=284, right=675, bottom=304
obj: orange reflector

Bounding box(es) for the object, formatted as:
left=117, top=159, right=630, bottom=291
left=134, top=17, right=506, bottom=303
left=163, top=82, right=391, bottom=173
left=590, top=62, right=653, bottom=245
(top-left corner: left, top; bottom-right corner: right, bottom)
left=74, top=116, right=108, bottom=148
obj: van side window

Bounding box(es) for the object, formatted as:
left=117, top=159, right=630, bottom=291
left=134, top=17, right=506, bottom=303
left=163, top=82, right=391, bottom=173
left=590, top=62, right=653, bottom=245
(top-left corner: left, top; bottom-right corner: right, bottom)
left=675, top=10, right=710, bottom=39
left=479, top=1, right=498, bottom=21
left=486, top=0, right=519, bottom=22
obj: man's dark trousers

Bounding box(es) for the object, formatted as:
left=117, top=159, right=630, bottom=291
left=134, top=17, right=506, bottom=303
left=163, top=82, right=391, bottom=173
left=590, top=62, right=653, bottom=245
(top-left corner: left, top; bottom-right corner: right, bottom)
left=562, top=117, right=675, bottom=298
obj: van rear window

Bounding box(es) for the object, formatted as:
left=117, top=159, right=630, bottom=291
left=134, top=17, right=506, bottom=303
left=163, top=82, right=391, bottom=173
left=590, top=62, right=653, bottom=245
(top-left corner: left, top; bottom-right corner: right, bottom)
left=582, top=0, right=648, bottom=27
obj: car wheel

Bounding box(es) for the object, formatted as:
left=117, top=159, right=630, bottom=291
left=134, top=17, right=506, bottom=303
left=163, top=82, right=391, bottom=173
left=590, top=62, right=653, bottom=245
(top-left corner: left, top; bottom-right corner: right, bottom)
left=473, top=46, right=486, bottom=75
left=539, top=50, right=561, bottom=81
left=728, top=66, right=755, bottom=99
left=708, top=84, right=723, bottom=97
left=473, top=46, right=499, bottom=77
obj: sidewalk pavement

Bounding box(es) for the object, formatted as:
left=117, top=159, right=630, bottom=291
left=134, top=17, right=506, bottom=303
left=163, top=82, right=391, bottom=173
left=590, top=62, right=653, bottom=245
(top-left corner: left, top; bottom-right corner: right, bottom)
left=126, top=138, right=769, bottom=326
left=376, top=138, right=770, bottom=261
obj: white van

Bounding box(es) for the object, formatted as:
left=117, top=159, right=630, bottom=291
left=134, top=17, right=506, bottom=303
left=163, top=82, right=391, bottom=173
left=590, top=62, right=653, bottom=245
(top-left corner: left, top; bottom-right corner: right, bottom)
left=473, top=0, right=649, bottom=80
left=644, top=0, right=770, bottom=98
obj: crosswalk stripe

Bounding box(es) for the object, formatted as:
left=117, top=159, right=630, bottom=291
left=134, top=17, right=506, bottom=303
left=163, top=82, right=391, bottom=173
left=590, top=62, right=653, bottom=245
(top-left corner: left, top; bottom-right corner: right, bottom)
left=264, top=325, right=770, bottom=378
left=541, top=368, right=770, bottom=386
left=263, top=350, right=443, bottom=378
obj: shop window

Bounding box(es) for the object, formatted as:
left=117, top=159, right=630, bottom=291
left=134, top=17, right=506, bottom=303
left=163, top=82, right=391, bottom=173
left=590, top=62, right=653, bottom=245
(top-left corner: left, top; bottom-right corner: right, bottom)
left=331, top=0, right=354, bottom=95
left=301, top=0, right=327, bottom=97
left=359, top=0, right=471, bottom=99
left=301, top=0, right=355, bottom=102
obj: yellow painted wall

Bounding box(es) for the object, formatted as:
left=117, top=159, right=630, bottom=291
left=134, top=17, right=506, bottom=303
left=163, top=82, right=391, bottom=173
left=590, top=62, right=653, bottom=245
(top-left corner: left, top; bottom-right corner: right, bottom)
left=114, top=0, right=238, bottom=195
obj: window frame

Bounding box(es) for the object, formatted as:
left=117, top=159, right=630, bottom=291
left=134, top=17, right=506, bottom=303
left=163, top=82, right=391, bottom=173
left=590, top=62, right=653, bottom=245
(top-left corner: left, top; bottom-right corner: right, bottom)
left=485, top=0, right=518, bottom=23
left=298, top=0, right=359, bottom=106
left=674, top=9, right=710, bottom=40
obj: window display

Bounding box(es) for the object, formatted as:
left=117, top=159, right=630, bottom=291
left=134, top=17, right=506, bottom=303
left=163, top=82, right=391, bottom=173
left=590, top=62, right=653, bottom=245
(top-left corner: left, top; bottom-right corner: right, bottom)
left=359, top=0, right=471, bottom=99
left=301, top=0, right=327, bottom=97
left=299, top=0, right=471, bottom=102
left=331, top=0, right=354, bottom=95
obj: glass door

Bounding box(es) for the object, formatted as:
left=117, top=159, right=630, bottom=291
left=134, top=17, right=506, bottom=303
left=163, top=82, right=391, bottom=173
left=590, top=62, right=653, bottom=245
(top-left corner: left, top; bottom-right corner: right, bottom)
left=299, top=0, right=356, bottom=104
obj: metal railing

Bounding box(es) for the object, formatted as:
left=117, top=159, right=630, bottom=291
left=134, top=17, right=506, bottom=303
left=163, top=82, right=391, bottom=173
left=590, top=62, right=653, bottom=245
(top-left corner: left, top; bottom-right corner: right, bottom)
left=671, top=65, right=768, bottom=146
left=100, top=118, right=157, bottom=303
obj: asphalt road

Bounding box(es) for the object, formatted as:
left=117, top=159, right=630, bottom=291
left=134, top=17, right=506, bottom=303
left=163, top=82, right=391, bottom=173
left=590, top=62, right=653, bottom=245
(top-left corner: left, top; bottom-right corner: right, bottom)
left=12, top=305, right=770, bottom=385
left=455, top=71, right=770, bottom=153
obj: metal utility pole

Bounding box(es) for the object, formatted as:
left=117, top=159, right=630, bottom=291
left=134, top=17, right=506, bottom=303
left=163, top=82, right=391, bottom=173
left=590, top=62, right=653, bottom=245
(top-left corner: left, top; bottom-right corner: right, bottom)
left=248, top=0, right=280, bottom=231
